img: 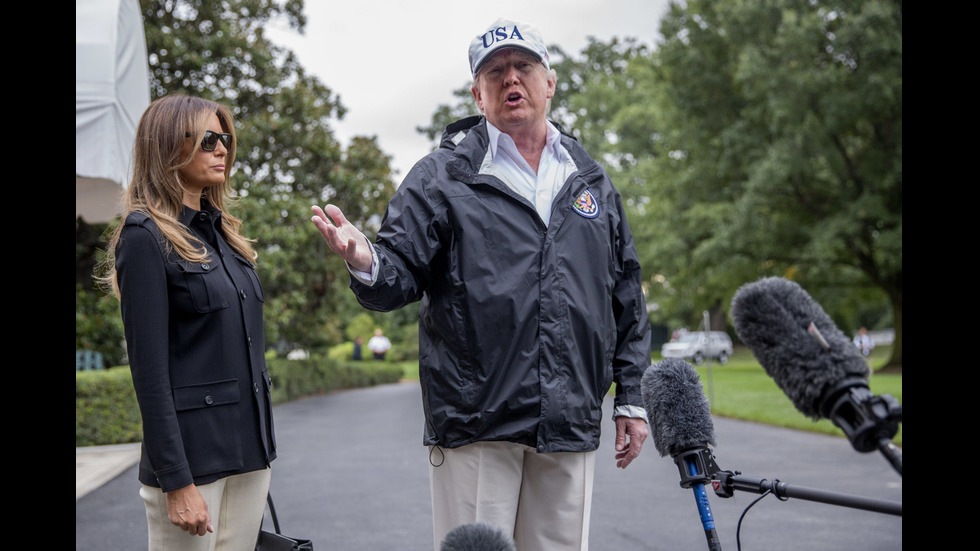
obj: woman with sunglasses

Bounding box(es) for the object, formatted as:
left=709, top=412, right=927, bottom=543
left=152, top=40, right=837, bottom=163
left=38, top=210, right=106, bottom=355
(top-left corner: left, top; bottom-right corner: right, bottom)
left=98, top=94, right=275, bottom=550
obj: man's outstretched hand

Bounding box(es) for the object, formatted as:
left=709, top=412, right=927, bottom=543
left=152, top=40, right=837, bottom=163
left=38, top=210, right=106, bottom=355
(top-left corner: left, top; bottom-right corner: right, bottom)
left=311, top=205, right=373, bottom=273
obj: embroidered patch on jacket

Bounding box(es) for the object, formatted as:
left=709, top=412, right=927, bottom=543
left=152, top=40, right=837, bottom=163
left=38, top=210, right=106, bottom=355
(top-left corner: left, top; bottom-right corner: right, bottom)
left=572, top=189, right=600, bottom=218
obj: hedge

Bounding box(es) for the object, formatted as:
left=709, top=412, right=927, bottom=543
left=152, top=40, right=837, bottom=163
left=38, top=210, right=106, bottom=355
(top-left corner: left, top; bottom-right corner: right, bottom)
left=75, top=367, right=143, bottom=447
left=265, top=356, right=403, bottom=403
left=75, top=356, right=404, bottom=447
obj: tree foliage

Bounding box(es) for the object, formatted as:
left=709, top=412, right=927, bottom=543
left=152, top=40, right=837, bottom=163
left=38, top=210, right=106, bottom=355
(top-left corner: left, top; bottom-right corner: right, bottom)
left=134, top=0, right=398, bottom=351
left=415, top=85, right=483, bottom=145
left=643, top=0, right=902, bottom=366
left=417, top=0, right=902, bottom=367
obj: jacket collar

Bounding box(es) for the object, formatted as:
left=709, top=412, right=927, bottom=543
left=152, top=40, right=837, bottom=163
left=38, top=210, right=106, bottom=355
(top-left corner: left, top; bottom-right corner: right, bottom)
left=442, top=116, right=598, bottom=182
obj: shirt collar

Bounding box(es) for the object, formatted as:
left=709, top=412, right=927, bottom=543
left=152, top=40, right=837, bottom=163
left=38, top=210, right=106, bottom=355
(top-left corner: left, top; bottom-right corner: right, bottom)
left=179, top=197, right=222, bottom=227
left=486, top=119, right=565, bottom=161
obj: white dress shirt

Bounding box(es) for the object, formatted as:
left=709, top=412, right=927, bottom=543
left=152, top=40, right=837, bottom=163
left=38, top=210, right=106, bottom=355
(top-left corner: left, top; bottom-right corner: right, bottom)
left=479, top=119, right=579, bottom=227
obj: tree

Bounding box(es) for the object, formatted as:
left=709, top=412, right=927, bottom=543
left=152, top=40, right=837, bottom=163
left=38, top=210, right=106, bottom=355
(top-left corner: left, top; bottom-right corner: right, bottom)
left=415, top=86, right=483, bottom=145
left=640, top=0, right=902, bottom=366
left=417, top=0, right=902, bottom=368
left=126, top=0, right=398, bottom=351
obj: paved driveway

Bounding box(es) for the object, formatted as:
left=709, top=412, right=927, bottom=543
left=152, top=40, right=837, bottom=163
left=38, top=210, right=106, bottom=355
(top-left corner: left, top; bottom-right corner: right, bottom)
left=76, top=381, right=902, bottom=550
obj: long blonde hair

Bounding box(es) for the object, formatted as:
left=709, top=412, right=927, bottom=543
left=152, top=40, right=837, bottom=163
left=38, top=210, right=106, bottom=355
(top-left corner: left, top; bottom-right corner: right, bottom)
left=97, top=94, right=257, bottom=297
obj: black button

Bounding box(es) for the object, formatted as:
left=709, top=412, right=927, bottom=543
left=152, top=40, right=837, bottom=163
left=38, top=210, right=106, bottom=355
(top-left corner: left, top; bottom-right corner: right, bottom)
left=240, top=289, right=248, bottom=299
left=205, top=395, right=214, bottom=405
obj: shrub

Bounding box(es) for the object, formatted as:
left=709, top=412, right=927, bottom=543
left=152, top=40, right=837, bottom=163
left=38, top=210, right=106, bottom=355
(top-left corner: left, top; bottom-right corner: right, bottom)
left=327, top=341, right=355, bottom=362
left=75, top=284, right=127, bottom=367
left=76, top=367, right=142, bottom=446
left=76, top=355, right=405, bottom=447
left=266, top=355, right=403, bottom=404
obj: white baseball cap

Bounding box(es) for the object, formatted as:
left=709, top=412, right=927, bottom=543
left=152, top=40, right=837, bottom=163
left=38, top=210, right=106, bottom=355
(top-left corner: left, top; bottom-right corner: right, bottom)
left=469, top=18, right=550, bottom=77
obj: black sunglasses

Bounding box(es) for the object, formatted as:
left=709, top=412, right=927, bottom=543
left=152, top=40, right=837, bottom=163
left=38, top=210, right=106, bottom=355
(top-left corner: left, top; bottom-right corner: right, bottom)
left=186, top=130, right=232, bottom=152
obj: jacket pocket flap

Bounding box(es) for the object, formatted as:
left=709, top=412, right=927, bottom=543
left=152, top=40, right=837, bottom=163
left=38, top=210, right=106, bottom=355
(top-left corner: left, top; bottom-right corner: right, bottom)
left=231, top=252, right=256, bottom=270
left=177, top=259, right=216, bottom=274
left=173, top=379, right=240, bottom=411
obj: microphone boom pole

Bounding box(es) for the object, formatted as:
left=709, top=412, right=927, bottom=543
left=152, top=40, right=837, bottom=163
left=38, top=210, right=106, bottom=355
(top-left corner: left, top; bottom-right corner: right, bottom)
left=674, top=447, right=903, bottom=517
left=712, top=470, right=903, bottom=516
left=674, top=449, right=723, bottom=551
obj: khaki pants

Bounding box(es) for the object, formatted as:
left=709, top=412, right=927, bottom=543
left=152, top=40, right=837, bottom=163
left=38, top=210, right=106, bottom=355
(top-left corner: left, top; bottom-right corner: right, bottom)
left=430, top=441, right=595, bottom=551
left=140, top=467, right=272, bottom=551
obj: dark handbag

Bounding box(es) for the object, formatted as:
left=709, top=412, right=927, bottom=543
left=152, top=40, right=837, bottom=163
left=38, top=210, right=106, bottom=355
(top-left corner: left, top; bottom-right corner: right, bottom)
left=255, top=493, right=314, bottom=551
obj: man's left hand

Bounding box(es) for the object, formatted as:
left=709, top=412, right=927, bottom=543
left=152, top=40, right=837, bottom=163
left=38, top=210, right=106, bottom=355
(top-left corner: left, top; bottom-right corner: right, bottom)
left=614, top=416, right=647, bottom=469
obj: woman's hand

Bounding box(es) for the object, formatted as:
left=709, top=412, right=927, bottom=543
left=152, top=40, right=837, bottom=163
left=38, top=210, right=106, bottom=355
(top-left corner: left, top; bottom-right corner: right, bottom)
left=166, top=483, right=213, bottom=536
left=311, top=204, right=374, bottom=273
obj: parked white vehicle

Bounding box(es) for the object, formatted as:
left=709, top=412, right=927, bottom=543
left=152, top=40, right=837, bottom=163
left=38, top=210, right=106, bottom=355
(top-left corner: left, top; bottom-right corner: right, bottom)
left=661, top=331, right=734, bottom=364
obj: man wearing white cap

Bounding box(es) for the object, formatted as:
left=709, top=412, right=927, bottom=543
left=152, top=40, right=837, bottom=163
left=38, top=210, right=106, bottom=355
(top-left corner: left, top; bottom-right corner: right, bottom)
left=311, top=18, right=651, bottom=551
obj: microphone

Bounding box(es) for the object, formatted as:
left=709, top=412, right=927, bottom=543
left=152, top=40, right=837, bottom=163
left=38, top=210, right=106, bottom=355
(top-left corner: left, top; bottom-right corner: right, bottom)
left=440, top=522, right=516, bottom=551
left=642, top=358, right=902, bottom=524
left=730, top=277, right=901, bottom=475
left=642, top=358, right=723, bottom=551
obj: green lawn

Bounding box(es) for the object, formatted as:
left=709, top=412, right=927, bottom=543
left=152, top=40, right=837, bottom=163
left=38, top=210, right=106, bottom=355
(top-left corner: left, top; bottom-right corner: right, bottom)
left=393, top=345, right=902, bottom=447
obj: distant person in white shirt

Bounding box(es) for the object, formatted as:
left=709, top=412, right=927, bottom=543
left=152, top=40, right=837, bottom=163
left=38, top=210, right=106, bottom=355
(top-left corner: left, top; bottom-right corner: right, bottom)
left=367, top=328, right=391, bottom=360
left=853, top=327, right=874, bottom=357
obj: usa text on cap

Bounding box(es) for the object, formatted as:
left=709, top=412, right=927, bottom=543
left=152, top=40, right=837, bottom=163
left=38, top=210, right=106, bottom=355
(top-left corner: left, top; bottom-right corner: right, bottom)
left=469, top=18, right=550, bottom=77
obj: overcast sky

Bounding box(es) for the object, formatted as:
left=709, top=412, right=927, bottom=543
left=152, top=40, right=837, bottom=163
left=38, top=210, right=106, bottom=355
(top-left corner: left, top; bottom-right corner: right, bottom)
left=265, top=0, right=672, bottom=181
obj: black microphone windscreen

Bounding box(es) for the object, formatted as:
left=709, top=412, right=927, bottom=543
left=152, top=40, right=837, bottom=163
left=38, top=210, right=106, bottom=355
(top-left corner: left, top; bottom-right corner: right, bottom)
left=730, top=277, right=870, bottom=419
left=440, top=522, right=516, bottom=551
left=641, top=358, right=716, bottom=458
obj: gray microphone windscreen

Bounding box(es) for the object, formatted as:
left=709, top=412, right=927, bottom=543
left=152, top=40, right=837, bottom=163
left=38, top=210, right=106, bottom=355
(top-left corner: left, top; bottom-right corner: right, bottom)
left=440, top=522, right=516, bottom=551
left=641, top=358, right=716, bottom=458
left=730, top=277, right=870, bottom=419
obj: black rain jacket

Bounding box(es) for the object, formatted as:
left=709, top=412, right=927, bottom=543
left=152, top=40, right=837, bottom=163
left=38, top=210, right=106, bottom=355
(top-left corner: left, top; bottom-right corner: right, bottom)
left=352, top=116, right=651, bottom=453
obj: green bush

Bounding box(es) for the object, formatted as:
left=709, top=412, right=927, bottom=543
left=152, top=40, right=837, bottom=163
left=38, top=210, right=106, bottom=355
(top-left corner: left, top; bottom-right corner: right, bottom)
left=75, top=367, right=142, bottom=447
left=76, top=355, right=404, bottom=447
left=75, top=284, right=127, bottom=367
left=266, top=355, right=403, bottom=404
left=327, top=341, right=356, bottom=362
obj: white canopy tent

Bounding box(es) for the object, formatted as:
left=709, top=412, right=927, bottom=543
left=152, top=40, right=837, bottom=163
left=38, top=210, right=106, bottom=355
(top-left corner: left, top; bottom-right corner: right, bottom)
left=76, top=0, right=150, bottom=223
